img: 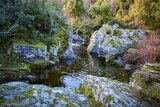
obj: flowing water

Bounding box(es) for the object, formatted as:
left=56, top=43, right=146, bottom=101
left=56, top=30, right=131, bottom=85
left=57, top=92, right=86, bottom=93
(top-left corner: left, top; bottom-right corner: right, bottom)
left=31, top=45, right=132, bottom=88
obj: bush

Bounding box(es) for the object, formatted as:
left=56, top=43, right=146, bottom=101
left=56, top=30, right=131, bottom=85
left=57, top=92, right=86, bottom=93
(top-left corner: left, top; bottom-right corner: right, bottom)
left=0, top=0, right=69, bottom=46
left=129, top=0, right=160, bottom=29
left=73, top=19, right=98, bottom=39
left=89, top=2, right=114, bottom=27
left=124, top=32, right=160, bottom=68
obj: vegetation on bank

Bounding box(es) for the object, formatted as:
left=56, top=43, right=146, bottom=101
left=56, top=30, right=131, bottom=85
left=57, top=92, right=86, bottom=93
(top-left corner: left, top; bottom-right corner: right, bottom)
left=124, top=31, right=160, bottom=68
left=0, top=0, right=69, bottom=49
left=62, top=0, right=160, bottom=39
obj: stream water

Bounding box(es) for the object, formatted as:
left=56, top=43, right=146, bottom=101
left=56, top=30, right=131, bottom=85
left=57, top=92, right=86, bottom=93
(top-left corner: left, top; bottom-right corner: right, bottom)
left=31, top=45, right=132, bottom=88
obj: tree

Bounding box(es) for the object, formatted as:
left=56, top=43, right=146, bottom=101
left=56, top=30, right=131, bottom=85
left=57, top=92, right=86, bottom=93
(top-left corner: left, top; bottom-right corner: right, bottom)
left=0, top=0, right=69, bottom=47
left=129, top=0, right=160, bottom=29
left=88, top=0, right=114, bottom=27
left=62, top=0, right=85, bottom=25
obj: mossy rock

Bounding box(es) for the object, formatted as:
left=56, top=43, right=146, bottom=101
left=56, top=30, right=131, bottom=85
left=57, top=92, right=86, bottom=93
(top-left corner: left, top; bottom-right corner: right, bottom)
left=130, top=64, right=160, bottom=101
left=0, top=65, right=30, bottom=73
left=13, top=43, right=47, bottom=50
left=26, top=60, right=48, bottom=69
left=0, top=64, right=31, bottom=83
left=0, top=82, right=89, bottom=107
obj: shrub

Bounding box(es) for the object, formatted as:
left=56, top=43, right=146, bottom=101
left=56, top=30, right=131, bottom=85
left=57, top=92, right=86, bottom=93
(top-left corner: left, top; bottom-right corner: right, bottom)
left=129, top=0, right=160, bottom=29
left=124, top=32, right=160, bottom=68
left=89, top=2, right=114, bottom=28
left=0, top=0, right=69, bottom=47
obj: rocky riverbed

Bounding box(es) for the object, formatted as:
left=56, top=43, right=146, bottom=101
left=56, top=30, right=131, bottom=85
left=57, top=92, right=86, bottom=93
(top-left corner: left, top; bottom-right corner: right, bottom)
left=0, top=24, right=159, bottom=107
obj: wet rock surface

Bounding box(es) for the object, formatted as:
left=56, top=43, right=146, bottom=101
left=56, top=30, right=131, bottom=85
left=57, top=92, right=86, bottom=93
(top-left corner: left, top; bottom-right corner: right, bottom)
left=0, top=82, right=89, bottom=107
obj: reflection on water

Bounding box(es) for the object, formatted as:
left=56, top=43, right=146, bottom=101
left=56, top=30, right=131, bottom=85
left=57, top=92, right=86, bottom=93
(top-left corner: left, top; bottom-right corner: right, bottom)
left=31, top=46, right=132, bottom=87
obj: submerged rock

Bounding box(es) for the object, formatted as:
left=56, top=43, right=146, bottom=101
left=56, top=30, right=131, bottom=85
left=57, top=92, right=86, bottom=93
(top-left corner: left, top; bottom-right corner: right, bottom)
left=82, top=75, right=151, bottom=107
left=87, top=24, right=146, bottom=62
left=0, top=82, right=89, bottom=107
left=130, top=63, right=160, bottom=101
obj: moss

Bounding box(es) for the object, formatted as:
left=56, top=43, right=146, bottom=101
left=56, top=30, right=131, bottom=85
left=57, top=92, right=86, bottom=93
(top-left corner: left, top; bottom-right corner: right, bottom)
left=68, top=102, right=77, bottom=107
left=128, top=36, right=133, bottom=40
left=151, top=91, right=160, bottom=99
left=143, top=64, right=160, bottom=71
left=105, top=27, right=112, bottom=35
left=0, top=96, right=5, bottom=105
left=26, top=60, right=48, bottom=69
left=132, top=73, right=160, bottom=100
left=0, top=64, right=31, bottom=73
left=1, top=85, right=16, bottom=90
left=108, top=39, right=116, bottom=47
left=106, top=95, right=114, bottom=102
left=57, top=94, right=67, bottom=101
left=113, top=30, right=121, bottom=37
left=24, top=86, right=34, bottom=98
left=129, top=29, right=134, bottom=32
left=13, top=43, right=46, bottom=50
left=37, top=89, right=42, bottom=95
left=110, top=79, right=120, bottom=83
left=14, top=95, right=21, bottom=101
left=79, top=84, right=104, bottom=107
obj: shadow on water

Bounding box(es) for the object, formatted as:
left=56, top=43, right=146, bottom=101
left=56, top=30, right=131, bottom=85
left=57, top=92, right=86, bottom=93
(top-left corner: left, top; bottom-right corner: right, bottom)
left=31, top=46, right=132, bottom=87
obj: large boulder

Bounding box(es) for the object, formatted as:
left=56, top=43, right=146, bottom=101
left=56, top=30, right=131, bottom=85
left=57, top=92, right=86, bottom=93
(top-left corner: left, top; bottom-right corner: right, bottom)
left=130, top=63, right=160, bottom=101
left=81, top=75, right=151, bottom=107
left=87, top=24, right=146, bottom=61
left=0, top=82, right=89, bottom=107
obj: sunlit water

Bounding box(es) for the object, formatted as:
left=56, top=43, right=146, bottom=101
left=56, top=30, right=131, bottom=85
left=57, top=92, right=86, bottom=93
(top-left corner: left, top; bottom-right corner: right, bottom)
left=31, top=45, right=132, bottom=88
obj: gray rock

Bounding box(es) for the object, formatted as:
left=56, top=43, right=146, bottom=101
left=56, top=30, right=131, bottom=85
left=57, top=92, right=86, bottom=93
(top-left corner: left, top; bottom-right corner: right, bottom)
left=72, top=34, right=88, bottom=46
left=87, top=24, right=146, bottom=61
left=64, top=31, right=75, bottom=59
left=0, top=82, right=89, bottom=107
left=82, top=75, right=151, bottom=107
left=13, top=43, right=48, bottom=62
left=124, top=64, right=133, bottom=70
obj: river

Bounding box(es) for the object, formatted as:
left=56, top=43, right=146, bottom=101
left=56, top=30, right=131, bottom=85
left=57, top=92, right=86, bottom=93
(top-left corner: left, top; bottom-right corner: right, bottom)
left=31, top=45, right=132, bottom=88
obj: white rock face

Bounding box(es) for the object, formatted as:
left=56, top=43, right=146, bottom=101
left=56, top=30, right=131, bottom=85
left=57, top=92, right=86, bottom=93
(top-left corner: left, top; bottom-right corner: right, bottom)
left=87, top=24, right=146, bottom=61
left=0, top=82, right=89, bottom=107
left=83, top=75, right=151, bottom=107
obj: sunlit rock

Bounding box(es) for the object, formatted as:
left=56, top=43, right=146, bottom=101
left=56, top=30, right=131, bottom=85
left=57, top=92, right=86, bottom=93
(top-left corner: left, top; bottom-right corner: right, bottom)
left=81, top=75, right=151, bottom=107
left=87, top=24, right=146, bottom=62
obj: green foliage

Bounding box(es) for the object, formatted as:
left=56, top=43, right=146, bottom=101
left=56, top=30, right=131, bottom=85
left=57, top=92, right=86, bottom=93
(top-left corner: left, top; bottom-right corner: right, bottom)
left=63, top=0, right=85, bottom=18
left=0, top=0, right=69, bottom=46
left=71, top=0, right=117, bottom=38
left=129, top=0, right=160, bottom=29
left=79, top=83, right=104, bottom=107
left=73, top=19, right=97, bottom=39
left=89, top=1, right=114, bottom=27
